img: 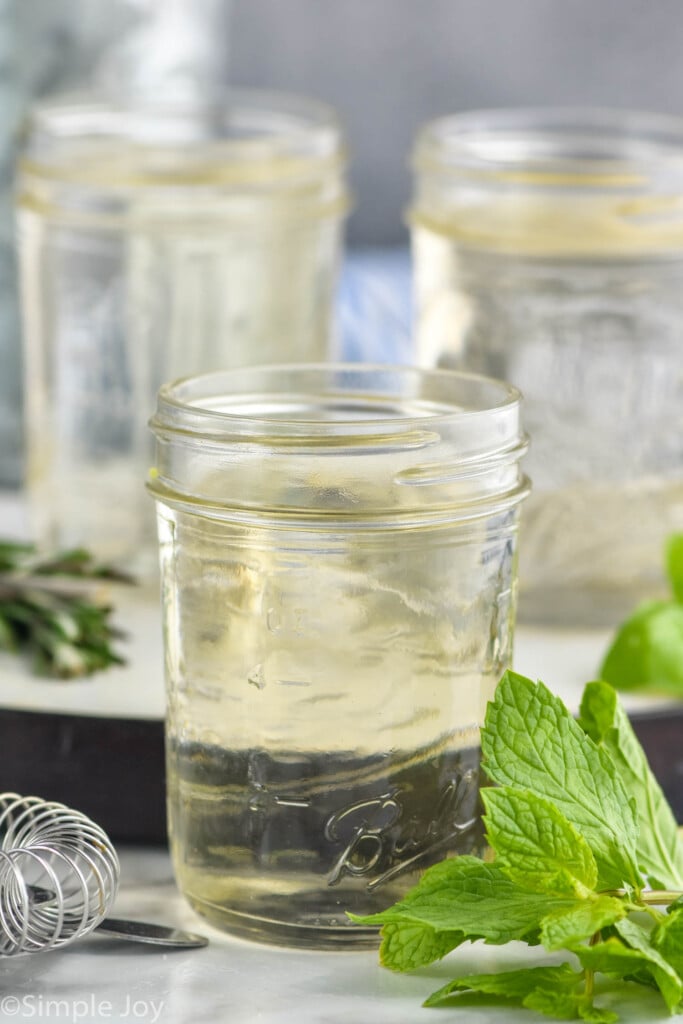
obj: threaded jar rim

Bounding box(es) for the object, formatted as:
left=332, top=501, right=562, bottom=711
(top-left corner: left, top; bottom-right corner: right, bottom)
left=411, top=107, right=683, bottom=255
left=19, top=89, right=349, bottom=203
left=148, top=364, right=529, bottom=525
left=413, top=107, right=683, bottom=185
left=152, top=362, right=520, bottom=437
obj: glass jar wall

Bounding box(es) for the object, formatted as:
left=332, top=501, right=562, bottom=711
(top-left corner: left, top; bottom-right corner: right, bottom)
left=18, top=90, right=349, bottom=571
left=411, top=108, right=683, bottom=626
left=148, top=363, right=529, bottom=948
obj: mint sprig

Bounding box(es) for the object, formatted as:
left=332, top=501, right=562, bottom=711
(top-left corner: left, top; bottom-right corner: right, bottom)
left=482, top=673, right=641, bottom=892
left=579, top=680, right=683, bottom=891
left=600, top=533, right=683, bottom=696
left=351, top=671, right=683, bottom=1022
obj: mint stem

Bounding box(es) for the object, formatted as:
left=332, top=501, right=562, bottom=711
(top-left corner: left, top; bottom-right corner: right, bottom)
left=638, top=890, right=682, bottom=906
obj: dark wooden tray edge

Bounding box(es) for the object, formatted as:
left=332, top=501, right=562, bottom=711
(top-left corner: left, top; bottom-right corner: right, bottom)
left=0, top=703, right=680, bottom=846
left=0, top=707, right=166, bottom=844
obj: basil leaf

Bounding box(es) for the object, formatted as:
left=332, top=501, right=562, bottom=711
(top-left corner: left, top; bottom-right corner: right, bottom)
left=600, top=600, right=683, bottom=696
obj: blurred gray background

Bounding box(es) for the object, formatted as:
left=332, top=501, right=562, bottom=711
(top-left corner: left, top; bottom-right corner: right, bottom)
left=231, top=0, right=683, bottom=245
left=2, top=0, right=682, bottom=485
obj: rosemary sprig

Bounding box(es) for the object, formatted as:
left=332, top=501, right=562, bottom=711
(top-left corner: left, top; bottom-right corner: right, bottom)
left=0, top=540, right=133, bottom=679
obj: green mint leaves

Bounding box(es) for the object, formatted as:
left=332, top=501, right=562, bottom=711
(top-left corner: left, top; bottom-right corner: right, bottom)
left=578, top=680, right=683, bottom=891
left=600, top=532, right=683, bottom=695
left=482, top=673, right=641, bottom=892
left=667, top=534, right=683, bottom=604
left=424, top=964, right=619, bottom=1023
left=482, top=787, right=598, bottom=896
left=352, top=671, right=683, bottom=1022
left=355, top=856, right=582, bottom=944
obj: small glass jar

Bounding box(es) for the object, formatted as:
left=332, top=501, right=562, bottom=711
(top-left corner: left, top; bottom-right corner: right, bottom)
left=148, top=363, right=529, bottom=949
left=18, top=90, right=349, bottom=570
left=411, top=108, right=683, bottom=626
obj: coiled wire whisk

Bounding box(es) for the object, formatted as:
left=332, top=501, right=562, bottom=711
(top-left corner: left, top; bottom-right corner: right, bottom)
left=0, top=793, right=119, bottom=955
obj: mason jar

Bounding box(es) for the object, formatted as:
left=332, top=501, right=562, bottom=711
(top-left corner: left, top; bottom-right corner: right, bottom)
left=411, top=108, right=683, bottom=626
left=147, top=363, right=529, bottom=949
left=18, top=90, right=349, bottom=570
left=0, top=0, right=234, bottom=487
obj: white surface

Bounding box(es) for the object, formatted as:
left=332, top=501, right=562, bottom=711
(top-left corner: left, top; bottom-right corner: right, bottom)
left=514, top=626, right=678, bottom=717
left=0, top=585, right=166, bottom=720
left=0, top=489, right=165, bottom=719
left=0, top=847, right=673, bottom=1024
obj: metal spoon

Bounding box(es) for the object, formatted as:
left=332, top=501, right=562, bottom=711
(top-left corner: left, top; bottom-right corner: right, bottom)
left=95, top=917, right=208, bottom=948
left=29, top=886, right=208, bottom=949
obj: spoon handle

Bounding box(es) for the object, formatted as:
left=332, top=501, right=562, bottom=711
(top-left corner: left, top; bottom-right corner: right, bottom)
left=27, top=887, right=207, bottom=949
left=96, top=917, right=209, bottom=948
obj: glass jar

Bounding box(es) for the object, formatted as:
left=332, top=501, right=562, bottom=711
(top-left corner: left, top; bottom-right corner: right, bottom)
left=411, top=108, right=683, bottom=626
left=0, top=0, right=234, bottom=486
left=18, top=90, right=349, bottom=570
left=147, top=363, right=529, bottom=949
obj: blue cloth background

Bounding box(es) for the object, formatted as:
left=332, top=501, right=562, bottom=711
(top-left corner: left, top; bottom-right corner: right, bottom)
left=338, top=248, right=412, bottom=365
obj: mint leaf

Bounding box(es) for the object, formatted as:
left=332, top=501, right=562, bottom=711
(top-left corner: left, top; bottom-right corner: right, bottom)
left=522, top=987, right=579, bottom=1019
left=576, top=681, right=619, bottom=743
left=349, top=855, right=481, bottom=924
left=540, top=895, right=626, bottom=951
left=666, top=533, right=683, bottom=603
left=379, top=921, right=463, bottom=972
left=424, top=968, right=617, bottom=1023
left=483, top=786, right=598, bottom=896
left=349, top=855, right=481, bottom=927
left=600, top=600, right=683, bottom=696
left=574, top=1003, right=619, bottom=1024
left=482, top=672, right=641, bottom=890
left=423, top=964, right=581, bottom=1007
left=579, top=680, right=683, bottom=890
left=615, top=917, right=683, bottom=1012
left=652, top=906, right=683, bottom=979
left=574, top=935, right=657, bottom=977
left=523, top=988, right=617, bottom=1023
left=351, top=855, right=580, bottom=943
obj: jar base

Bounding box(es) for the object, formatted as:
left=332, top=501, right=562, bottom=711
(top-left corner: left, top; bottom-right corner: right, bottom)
left=184, top=892, right=381, bottom=951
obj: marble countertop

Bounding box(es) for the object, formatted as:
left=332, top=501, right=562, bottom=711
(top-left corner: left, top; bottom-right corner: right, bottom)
left=0, top=848, right=673, bottom=1024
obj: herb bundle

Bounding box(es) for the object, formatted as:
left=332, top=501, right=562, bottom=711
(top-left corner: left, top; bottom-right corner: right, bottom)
left=0, top=540, right=131, bottom=678
left=352, top=672, right=683, bottom=1022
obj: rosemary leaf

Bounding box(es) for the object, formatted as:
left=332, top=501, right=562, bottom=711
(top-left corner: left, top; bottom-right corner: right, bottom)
left=0, top=539, right=133, bottom=679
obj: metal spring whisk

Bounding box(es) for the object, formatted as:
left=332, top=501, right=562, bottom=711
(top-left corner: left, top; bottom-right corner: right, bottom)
left=0, top=792, right=119, bottom=955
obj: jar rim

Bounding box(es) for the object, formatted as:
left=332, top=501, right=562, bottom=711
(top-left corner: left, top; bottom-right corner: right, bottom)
left=20, top=89, right=347, bottom=190
left=150, top=363, right=523, bottom=444
left=148, top=364, right=529, bottom=524
left=413, top=106, right=683, bottom=186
